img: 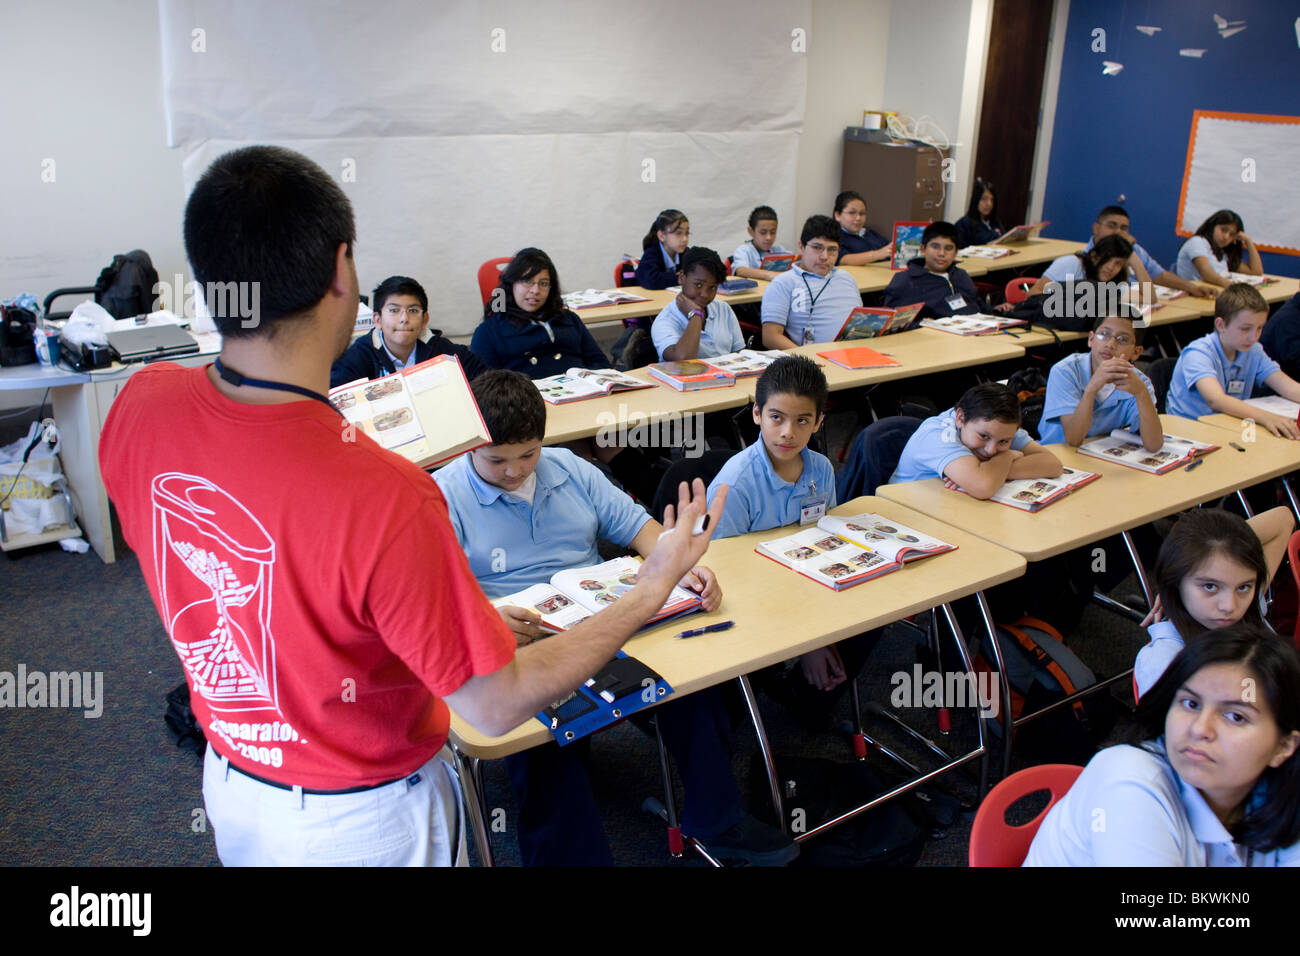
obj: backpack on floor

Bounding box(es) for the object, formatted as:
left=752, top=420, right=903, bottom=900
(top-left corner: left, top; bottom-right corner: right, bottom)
left=611, top=324, right=657, bottom=371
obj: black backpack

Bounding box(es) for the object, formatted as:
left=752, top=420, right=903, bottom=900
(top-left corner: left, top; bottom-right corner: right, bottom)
left=95, top=249, right=159, bottom=319
left=1006, top=366, right=1049, bottom=439
left=610, top=323, right=658, bottom=371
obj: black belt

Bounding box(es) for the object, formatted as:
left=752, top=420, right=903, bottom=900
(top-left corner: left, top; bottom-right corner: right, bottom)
left=223, top=756, right=414, bottom=795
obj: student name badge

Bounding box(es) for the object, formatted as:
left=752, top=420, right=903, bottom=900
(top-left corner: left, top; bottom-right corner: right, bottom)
left=945, top=295, right=967, bottom=311
left=1097, top=383, right=1117, bottom=402
left=799, top=491, right=829, bottom=525
left=1227, top=379, right=1245, bottom=396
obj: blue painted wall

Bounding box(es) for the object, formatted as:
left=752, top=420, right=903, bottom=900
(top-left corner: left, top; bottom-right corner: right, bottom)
left=1042, top=0, right=1300, bottom=278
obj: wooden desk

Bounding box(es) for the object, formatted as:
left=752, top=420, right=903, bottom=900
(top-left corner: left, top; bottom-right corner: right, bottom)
left=1198, top=411, right=1300, bottom=515
left=875, top=415, right=1300, bottom=562
left=572, top=283, right=769, bottom=327
left=791, top=328, right=1024, bottom=392
left=543, top=371, right=752, bottom=445
left=976, top=237, right=1085, bottom=272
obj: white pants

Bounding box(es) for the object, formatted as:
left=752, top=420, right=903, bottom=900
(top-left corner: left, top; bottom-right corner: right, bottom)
left=202, top=747, right=467, bottom=866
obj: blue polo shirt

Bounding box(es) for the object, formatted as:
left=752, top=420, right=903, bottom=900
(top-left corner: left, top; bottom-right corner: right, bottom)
left=1083, top=237, right=1164, bottom=277
left=760, top=265, right=863, bottom=345
left=1134, top=619, right=1183, bottom=699
left=1175, top=235, right=1229, bottom=281
left=1167, top=331, right=1280, bottom=419
left=731, top=240, right=792, bottom=271
left=707, top=440, right=837, bottom=539
left=889, top=407, right=1032, bottom=484
left=1038, top=351, right=1157, bottom=445
left=650, top=298, right=746, bottom=360
left=1040, top=253, right=1087, bottom=284
left=432, top=447, right=652, bottom=599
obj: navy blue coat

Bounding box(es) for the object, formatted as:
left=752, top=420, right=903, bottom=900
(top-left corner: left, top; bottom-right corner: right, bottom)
left=836, top=228, right=890, bottom=263
left=1261, top=292, right=1300, bottom=382
left=470, top=310, right=609, bottom=379
left=633, top=244, right=679, bottom=290
left=883, top=259, right=981, bottom=319
left=330, top=328, right=487, bottom=389
left=955, top=215, right=1003, bottom=248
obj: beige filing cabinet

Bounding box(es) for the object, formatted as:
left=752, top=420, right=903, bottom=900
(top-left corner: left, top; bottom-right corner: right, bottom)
left=840, top=128, right=950, bottom=235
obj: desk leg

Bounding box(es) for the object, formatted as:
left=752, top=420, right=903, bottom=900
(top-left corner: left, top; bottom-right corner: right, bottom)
left=451, top=745, right=494, bottom=867
left=1281, top=477, right=1300, bottom=523
left=737, top=673, right=784, bottom=831
left=51, top=382, right=116, bottom=563
left=650, top=717, right=684, bottom=857
left=972, top=591, right=1015, bottom=781
left=941, top=601, right=992, bottom=799
left=1121, top=530, right=1155, bottom=609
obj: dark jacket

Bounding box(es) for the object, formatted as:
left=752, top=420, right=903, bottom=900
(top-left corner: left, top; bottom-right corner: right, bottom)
left=633, top=244, right=679, bottom=290
left=1261, top=292, right=1300, bottom=382
left=836, top=227, right=890, bottom=263
left=470, top=310, right=609, bottom=379
left=955, top=215, right=1003, bottom=248
left=882, top=259, right=981, bottom=319
left=330, top=327, right=488, bottom=389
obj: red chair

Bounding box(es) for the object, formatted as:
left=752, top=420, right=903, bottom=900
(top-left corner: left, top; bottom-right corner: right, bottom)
left=476, top=257, right=512, bottom=307
left=968, top=763, right=1083, bottom=866
left=1286, top=530, right=1300, bottom=646
left=1004, top=277, right=1035, bottom=305
left=614, top=259, right=639, bottom=288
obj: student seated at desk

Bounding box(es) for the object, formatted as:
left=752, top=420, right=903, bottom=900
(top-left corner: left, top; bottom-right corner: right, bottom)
left=882, top=221, right=982, bottom=320
left=832, top=191, right=892, bottom=266
left=1167, top=284, right=1300, bottom=439
left=760, top=215, right=863, bottom=349
left=1027, top=234, right=1137, bottom=297
left=1175, top=209, right=1263, bottom=289
left=706, top=356, right=878, bottom=726
left=330, top=276, right=487, bottom=389
left=730, top=205, right=793, bottom=281
left=954, top=178, right=1003, bottom=249
left=1072, top=205, right=1213, bottom=299
left=434, top=370, right=798, bottom=867
left=1026, top=624, right=1300, bottom=867
left=470, top=247, right=608, bottom=378
left=1038, top=309, right=1161, bottom=449
left=633, top=209, right=691, bottom=290
left=890, top=383, right=1063, bottom=496
left=651, top=246, right=745, bottom=361
left=1134, top=508, right=1292, bottom=699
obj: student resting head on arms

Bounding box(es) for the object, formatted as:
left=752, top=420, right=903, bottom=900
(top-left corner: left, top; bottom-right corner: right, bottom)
left=1028, top=233, right=1133, bottom=297
left=759, top=215, right=864, bottom=349
left=1134, top=506, right=1293, bottom=698
left=832, top=190, right=892, bottom=266
left=633, top=209, right=691, bottom=290
left=650, top=246, right=745, bottom=361
left=882, top=221, right=981, bottom=320
left=470, top=247, right=609, bottom=379
left=1166, top=283, right=1300, bottom=438
left=1085, top=205, right=1213, bottom=298
left=1176, top=209, right=1263, bottom=288
left=1025, top=623, right=1300, bottom=866
left=329, top=275, right=488, bottom=388
left=954, top=178, right=1003, bottom=249
left=1037, top=308, right=1161, bottom=450
left=889, top=382, right=1063, bottom=498
left=731, top=205, right=792, bottom=280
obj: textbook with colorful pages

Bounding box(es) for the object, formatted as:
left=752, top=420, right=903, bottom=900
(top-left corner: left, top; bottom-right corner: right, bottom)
left=562, top=288, right=653, bottom=309
left=756, top=512, right=955, bottom=591
left=959, top=245, right=1017, bottom=260
left=1226, top=273, right=1276, bottom=287
left=1077, top=430, right=1219, bottom=474
left=815, top=346, right=901, bottom=370
left=761, top=253, right=797, bottom=272
left=981, top=466, right=1101, bottom=512
left=533, top=368, right=654, bottom=404
left=834, top=302, right=923, bottom=340
left=327, top=354, right=489, bottom=468
left=920, top=315, right=1027, bottom=336
left=704, top=349, right=787, bottom=377
left=991, top=221, right=1050, bottom=244
left=646, top=359, right=736, bottom=390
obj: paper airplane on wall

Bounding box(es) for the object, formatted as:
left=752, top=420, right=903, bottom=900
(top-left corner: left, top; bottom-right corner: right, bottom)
left=1101, top=61, right=1124, bottom=76
left=1136, top=25, right=1161, bottom=36
left=1213, top=13, right=1247, bottom=37
left=1219, top=25, right=1246, bottom=38
left=1295, top=17, right=1300, bottom=49
left=1179, top=48, right=1207, bottom=57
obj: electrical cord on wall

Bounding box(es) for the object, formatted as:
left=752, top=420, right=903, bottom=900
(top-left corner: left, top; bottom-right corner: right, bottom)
left=886, top=113, right=953, bottom=212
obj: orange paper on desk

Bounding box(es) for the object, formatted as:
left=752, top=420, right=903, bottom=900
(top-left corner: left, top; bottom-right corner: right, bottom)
left=815, top=346, right=901, bottom=370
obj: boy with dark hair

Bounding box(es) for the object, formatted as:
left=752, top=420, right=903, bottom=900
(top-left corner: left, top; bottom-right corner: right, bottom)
left=882, top=221, right=981, bottom=320
left=1038, top=310, right=1161, bottom=448
left=434, top=369, right=797, bottom=866
left=760, top=215, right=863, bottom=348
left=330, top=275, right=487, bottom=387
left=650, top=246, right=746, bottom=361
left=731, top=205, right=793, bottom=280
left=1168, top=283, right=1300, bottom=438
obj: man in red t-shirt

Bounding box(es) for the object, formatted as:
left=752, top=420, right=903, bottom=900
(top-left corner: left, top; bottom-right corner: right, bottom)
left=99, top=146, right=725, bottom=866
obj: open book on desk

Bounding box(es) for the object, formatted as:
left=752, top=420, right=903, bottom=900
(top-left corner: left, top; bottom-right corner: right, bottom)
left=920, top=314, right=1027, bottom=336
left=534, top=368, right=654, bottom=404
left=974, top=466, right=1100, bottom=512
left=1077, top=429, right=1219, bottom=474
left=756, top=512, right=955, bottom=590
left=562, top=289, right=653, bottom=309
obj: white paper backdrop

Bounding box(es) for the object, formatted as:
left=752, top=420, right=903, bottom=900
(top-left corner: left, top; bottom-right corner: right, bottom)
left=160, top=0, right=811, bottom=336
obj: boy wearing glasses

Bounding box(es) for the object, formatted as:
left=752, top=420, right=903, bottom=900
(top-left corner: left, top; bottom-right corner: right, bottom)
left=761, top=215, right=864, bottom=348
left=330, top=275, right=487, bottom=387
left=1037, top=309, right=1161, bottom=449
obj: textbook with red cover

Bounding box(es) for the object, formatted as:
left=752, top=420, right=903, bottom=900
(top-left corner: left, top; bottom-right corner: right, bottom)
left=1077, top=430, right=1219, bottom=474
left=834, top=303, right=924, bottom=340
left=991, top=221, right=1050, bottom=244
left=815, top=346, right=902, bottom=370
left=978, top=467, right=1101, bottom=512
left=760, top=253, right=797, bottom=272
left=646, top=360, right=736, bottom=391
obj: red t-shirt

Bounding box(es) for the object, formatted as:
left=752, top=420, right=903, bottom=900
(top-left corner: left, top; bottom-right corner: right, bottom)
left=99, top=363, right=515, bottom=790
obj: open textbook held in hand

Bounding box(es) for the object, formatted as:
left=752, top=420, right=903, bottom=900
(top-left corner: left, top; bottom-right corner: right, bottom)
left=1077, top=430, right=1219, bottom=474
left=328, top=354, right=489, bottom=469
left=756, top=512, right=955, bottom=590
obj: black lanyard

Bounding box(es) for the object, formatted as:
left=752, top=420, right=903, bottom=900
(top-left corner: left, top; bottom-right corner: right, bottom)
left=214, top=358, right=340, bottom=414
left=799, top=272, right=831, bottom=315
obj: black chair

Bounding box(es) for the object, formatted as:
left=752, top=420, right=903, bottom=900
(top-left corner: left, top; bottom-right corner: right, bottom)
left=650, top=449, right=737, bottom=523
left=835, top=415, right=923, bottom=503
left=1145, top=356, right=1178, bottom=413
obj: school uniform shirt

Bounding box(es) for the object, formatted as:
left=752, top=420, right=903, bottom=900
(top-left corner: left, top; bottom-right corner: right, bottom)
left=731, top=240, right=792, bottom=271
left=633, top=242, right=680, bottom=290
left=882, top=259, right=981, bottom=320
left=1083, top=236, right=1163, bottom=277
left=433, top=447, right=652, bottom=599
left=1040, top=253, right=1089, bottom=285
left=1175, top=235, right=1230, bottom=282
left=836, top=227, right=889, bottom=263
left=469, top=310, right=609, bottom=380
left=330, top=327, right=488, bottom=389
left=1024, top=740, right=1299, bottom=866
left=707, top=440, right=837, bottom=540
left=760, top=265, right=862, bottom=345
left=955, top=215, right=1003, bottom=249
left=889, top=407, right=1032, bottom=484
left=1133, top=619, right=1184, bottom=699
left=1166, top=331, right=1280, bottom=419
left=650, top=298, right=745, bottom=360
left=1260, top=292, right=1300, bottom=381
left=1037, top=351, right=1157, bottom=445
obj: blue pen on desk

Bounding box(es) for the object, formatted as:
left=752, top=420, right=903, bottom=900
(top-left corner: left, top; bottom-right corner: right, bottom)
left=1185, top=458, right=1205, bottom=472
left=677, top=621, right=735, bottom=640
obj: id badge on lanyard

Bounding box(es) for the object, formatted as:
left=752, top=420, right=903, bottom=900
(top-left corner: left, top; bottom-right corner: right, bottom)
left=799, top=480, right=828, bottom=525
left=942, top=274, right=966, bottom=312
left=1227, top=379, right=1245, bottom=396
